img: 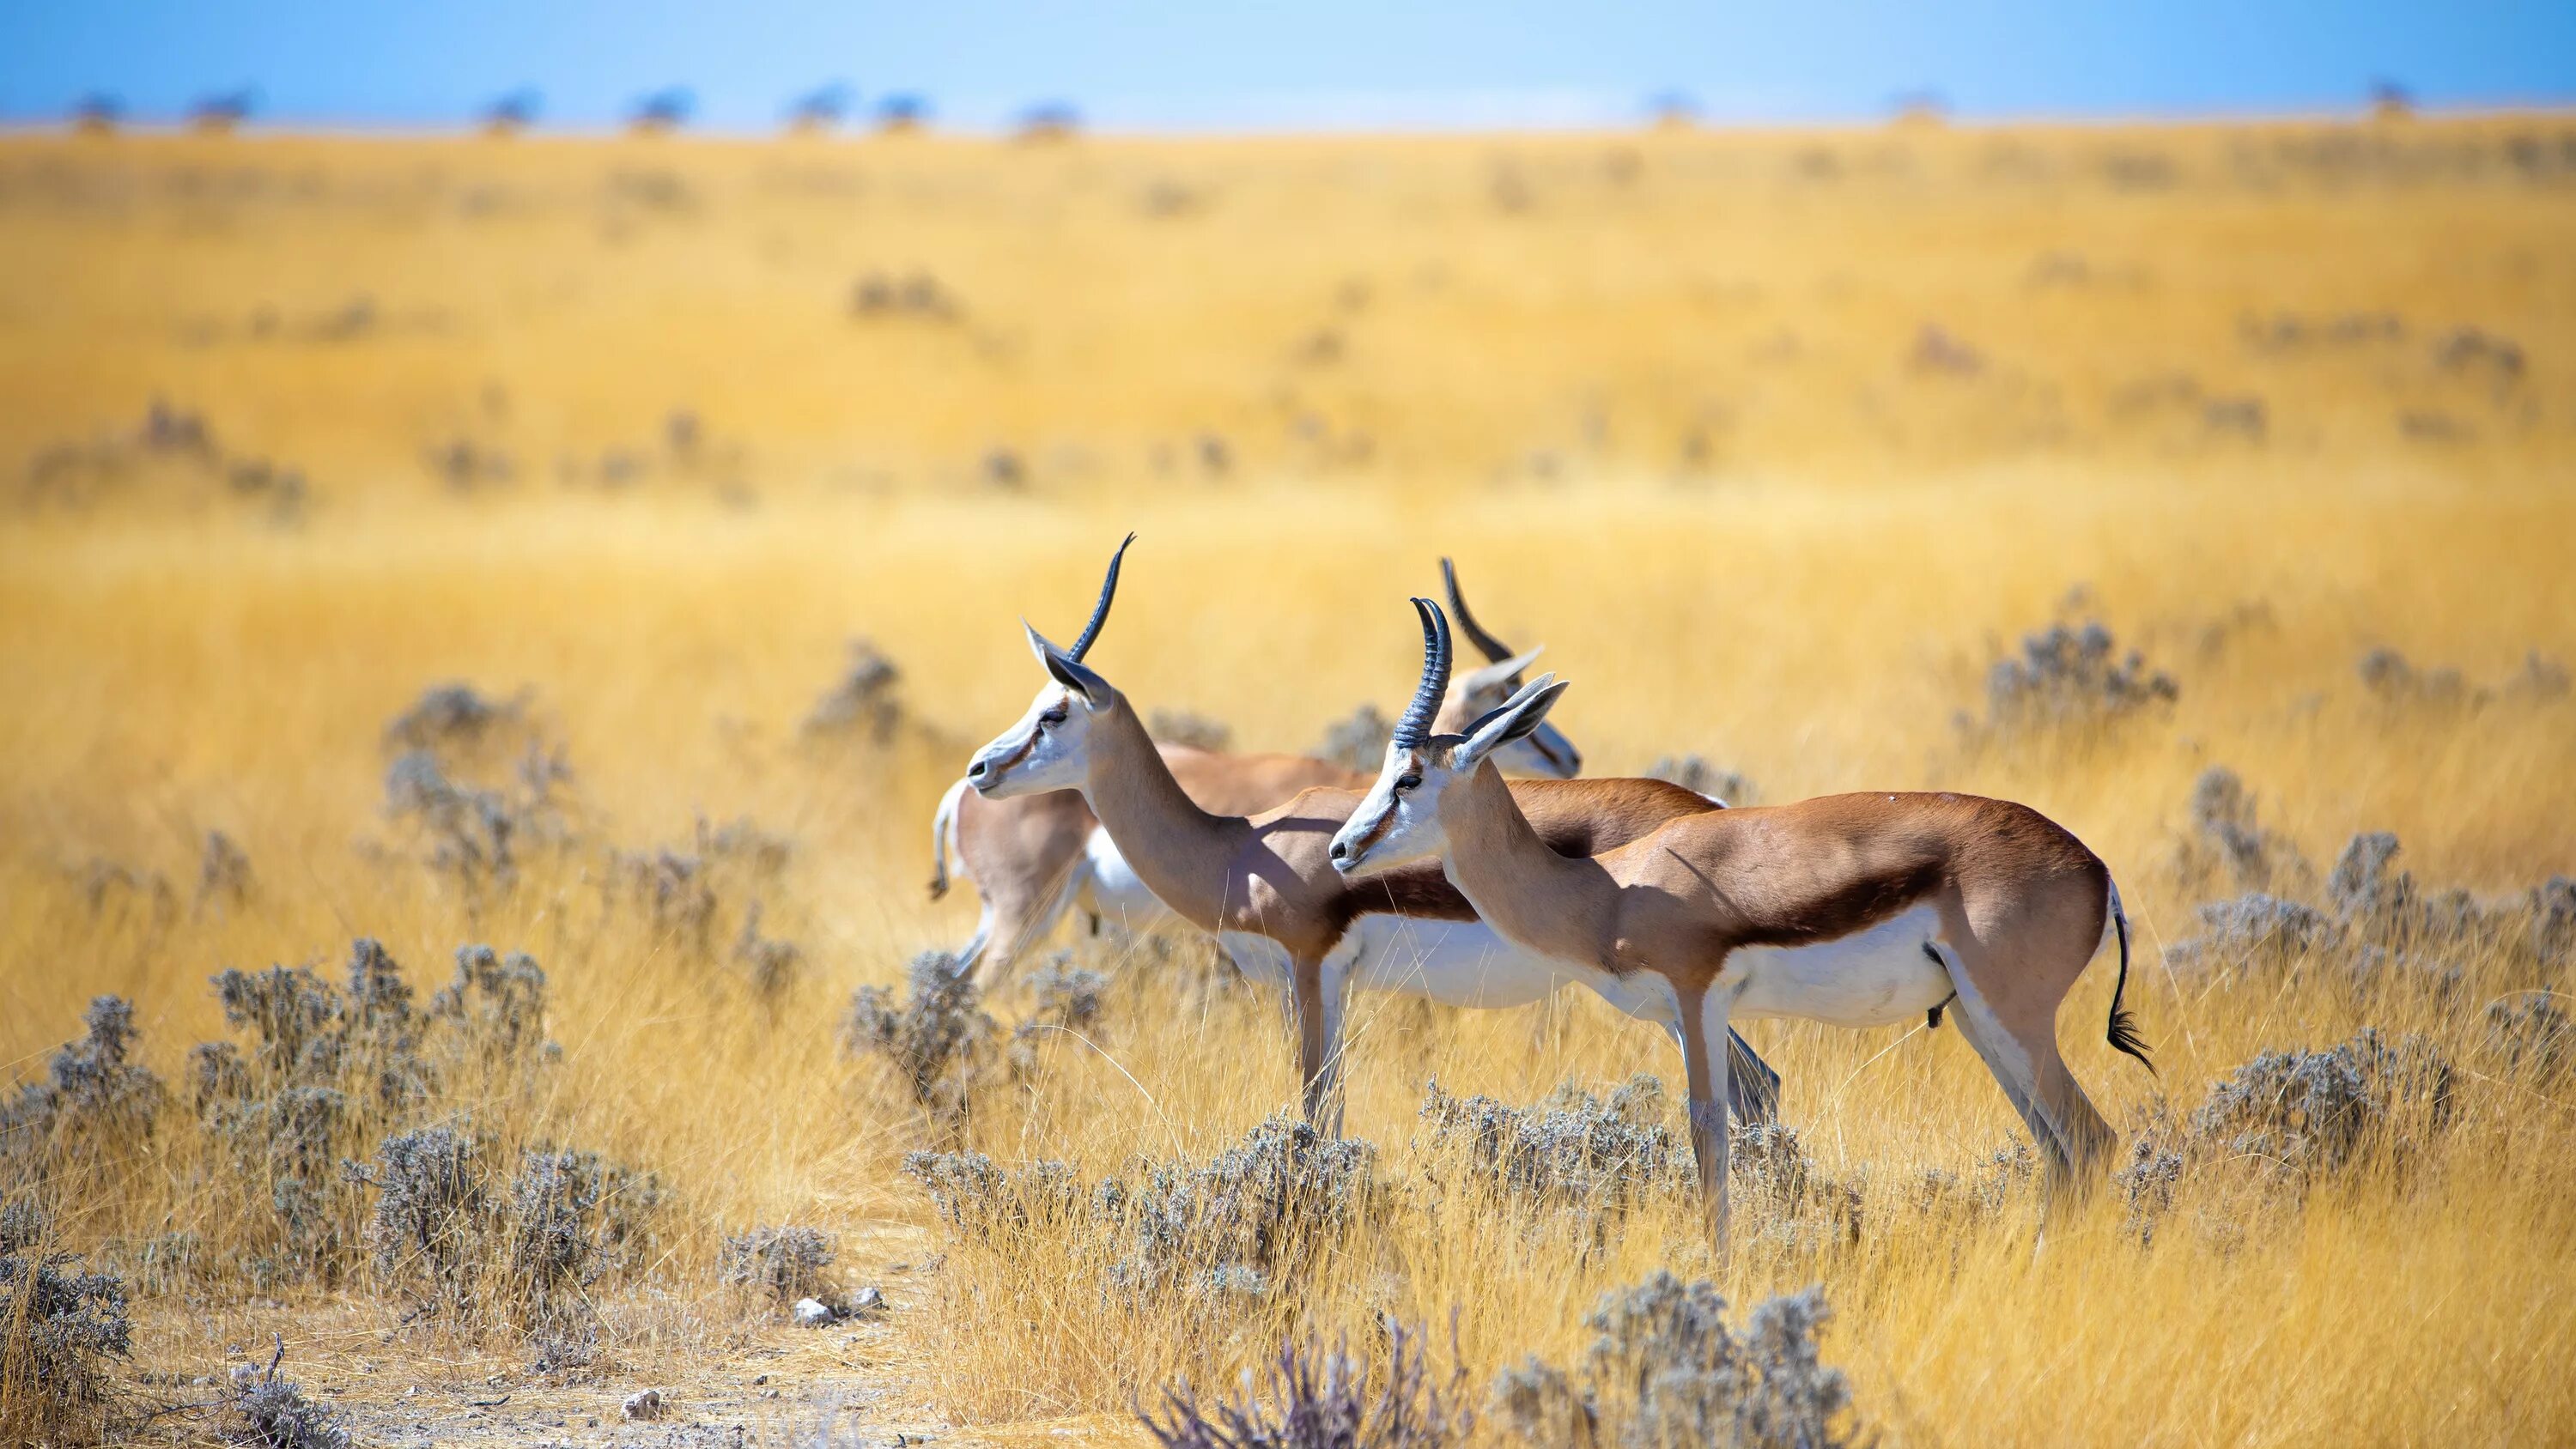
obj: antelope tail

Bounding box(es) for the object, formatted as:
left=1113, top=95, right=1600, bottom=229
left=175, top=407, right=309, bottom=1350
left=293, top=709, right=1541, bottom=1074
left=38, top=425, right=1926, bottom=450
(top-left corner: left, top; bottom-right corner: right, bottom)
left=2104, top=877, right=2155, bottom=1076
left=927, top=776, right=969, bottom=900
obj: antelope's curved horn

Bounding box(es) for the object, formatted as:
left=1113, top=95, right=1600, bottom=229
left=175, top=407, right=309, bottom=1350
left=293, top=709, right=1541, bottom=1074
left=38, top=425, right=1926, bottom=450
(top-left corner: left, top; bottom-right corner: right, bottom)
left=1440, top=557, right=1516, bottom=664
left=1393, top=597, right=1452, bottom=749
left=1068, top=532, right=1137, bottom=661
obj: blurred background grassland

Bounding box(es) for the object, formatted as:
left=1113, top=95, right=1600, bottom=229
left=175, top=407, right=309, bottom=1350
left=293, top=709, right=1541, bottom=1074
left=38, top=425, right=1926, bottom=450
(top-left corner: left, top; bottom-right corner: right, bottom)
left=1, top=110, right=2573, bottom=1446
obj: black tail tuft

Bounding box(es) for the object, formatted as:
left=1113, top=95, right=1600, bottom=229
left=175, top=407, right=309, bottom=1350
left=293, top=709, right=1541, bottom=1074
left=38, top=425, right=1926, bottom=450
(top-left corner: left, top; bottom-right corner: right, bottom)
left=2105, top=889, right=2156, bottom=1076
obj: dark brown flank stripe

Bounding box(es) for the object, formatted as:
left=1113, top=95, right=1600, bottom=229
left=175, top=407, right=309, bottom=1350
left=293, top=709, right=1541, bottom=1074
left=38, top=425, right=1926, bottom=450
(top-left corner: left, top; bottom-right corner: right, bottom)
left=1723, top=859, right=1948, bottom=953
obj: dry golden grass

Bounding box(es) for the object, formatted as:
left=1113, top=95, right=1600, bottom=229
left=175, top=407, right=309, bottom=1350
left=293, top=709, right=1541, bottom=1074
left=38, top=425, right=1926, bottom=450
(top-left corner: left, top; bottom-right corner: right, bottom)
left=1, top=113, right=2572, bottom=1446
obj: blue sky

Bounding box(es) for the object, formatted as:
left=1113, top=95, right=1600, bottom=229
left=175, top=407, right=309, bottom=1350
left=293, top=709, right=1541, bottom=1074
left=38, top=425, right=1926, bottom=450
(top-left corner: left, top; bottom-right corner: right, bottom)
left=4, top=1, right=2573, bottom=131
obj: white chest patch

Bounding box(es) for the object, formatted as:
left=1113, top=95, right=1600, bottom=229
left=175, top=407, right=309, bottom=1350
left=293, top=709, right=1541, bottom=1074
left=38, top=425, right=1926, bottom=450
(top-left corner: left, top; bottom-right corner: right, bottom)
left=1083, top=829, right=1172, bottom=931
left=1562, top=960, right=1686, bottom=1028
left=1724, top=903, right=1953, bottom=1029
left=1339, top=914, right=1566, bottom=1009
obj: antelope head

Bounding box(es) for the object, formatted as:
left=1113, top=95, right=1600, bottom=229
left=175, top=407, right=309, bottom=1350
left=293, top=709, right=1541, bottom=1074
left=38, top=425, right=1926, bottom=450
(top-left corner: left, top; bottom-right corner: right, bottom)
left=1330, top=597, right=1569, bottom=877
left=1438, top=558, right=1580, bottom=779
left=965, top=533, right=1135, bottom=798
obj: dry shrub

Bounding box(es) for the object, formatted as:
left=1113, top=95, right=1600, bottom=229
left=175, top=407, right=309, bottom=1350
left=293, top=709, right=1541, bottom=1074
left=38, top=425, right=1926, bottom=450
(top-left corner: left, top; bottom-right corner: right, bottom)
left=1416, top=1081, right=1871, bottom=1256
left=1642, top=757, right=1759, bottom=806
left=2173, top=766, right=2309, bottom=894
left=1419, top=1076, right=1688, bottom=1229
left=2356, top=646, right=2567, bottom=711
left=845, top=951, right=1000, bottom=1125
left=2117, top=1028, right=2458, bottom=1245
left=903, top=1117, right=1392, bottom=1420
left=2166, top=829, right=2575, bottom=994
left=1009, top=959, right=1113, bottom=1077
left=720, top=1225, right=836, bottom=1305
left=603, top=817, right=804, bottom=1001
left=219, top=1341, right=350, bottom=1449
left=1147, top=708, right=1234, bottom=751
left=1142, top=1318, right=1472, bottom=1449
left=383, top=682, right=524, bottom=754
left=1490, top=1274, right=1854, bottom=1449
left=382, top=748, right=575, bottom=888
left=733, top=900, right=804, bottom=1002
left=376, top=682, right=578, bottom=890
left=2194, top=1028, right=2455, bottom=1178
left=910, top=1116, right=1382, bottom=1302
left=2481, top=994, right=2574, bottom=1085
left=501, top=1148, right=665, bottom=1335
left=121, top=939, right=574, bottom=1298
left=353, top=1128, right=665, bottom=1338
left=198, top=830, right=257, bottom=910
left=1968, top=619, right=2178, bottom=744
left=1315, top=704, right=1394, bottom=772
left=1098, top=1119, right=1382, bottom=1299
left=14, top=397, right=307, bottom=519
left=186, top=941, right=552, bottom=1288
left=803, top=640, right=904, bottom=742
left=360, top=1125, right=487, bottom=1314
left=0, top=1205, right=132, bottom=1446
left=1, top=997, right=167, bottom=1191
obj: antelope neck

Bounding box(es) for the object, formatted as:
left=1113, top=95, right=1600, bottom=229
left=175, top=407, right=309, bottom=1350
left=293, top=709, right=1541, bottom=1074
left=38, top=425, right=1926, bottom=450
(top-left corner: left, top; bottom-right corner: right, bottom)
left=1078, top=700, right=1250, bottom=931
left=1439, top=761, right=1621, bottom=973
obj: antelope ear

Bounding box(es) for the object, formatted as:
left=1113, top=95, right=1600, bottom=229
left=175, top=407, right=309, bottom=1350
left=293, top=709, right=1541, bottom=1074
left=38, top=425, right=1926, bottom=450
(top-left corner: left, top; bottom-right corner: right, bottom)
left=1459, top=646, right=1545, bottom=697
left=1024, top=621, right=1114, bottom=710
left=1456, top=674, right=1570, bottom=770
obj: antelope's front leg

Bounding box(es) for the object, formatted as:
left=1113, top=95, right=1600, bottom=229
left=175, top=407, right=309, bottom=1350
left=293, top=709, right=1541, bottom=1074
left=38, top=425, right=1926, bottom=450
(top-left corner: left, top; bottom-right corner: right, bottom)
left=1677, top=987, right=1734, bottom=1249
left=1290, top=953, right=1342, bottom=1135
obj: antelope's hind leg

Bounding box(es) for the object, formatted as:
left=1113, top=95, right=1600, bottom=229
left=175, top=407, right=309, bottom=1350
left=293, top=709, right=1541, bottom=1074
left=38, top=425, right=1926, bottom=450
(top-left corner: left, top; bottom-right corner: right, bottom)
left=1924, top=936, right=2117, bottom=1188
left=1663, top=1023, right=1779, bottom=1126
left=965, top=848, right=1092, bottom=987
left=1725, top=1028, right=1781, bottom=1125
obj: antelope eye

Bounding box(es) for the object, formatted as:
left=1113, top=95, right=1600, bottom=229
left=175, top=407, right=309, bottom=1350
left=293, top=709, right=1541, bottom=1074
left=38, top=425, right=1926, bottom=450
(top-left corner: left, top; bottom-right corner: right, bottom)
left=1394, top=773, right=1422, bottom=793
left=1040, top=706, right=1068, bottom=726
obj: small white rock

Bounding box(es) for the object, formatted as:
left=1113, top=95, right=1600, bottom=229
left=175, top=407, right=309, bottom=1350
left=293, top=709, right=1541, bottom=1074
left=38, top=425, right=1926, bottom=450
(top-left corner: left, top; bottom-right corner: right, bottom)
left=623, top=1388, right=664, bottom=1422
left=850, top=1285, right=886, bottom=1313
left=793, top=1297, right=835, bottom=1328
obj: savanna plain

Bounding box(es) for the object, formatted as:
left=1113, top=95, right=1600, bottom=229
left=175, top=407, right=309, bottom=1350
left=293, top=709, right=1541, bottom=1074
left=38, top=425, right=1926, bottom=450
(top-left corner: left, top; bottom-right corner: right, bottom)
left=2, top=112, right=2573, bottom=1447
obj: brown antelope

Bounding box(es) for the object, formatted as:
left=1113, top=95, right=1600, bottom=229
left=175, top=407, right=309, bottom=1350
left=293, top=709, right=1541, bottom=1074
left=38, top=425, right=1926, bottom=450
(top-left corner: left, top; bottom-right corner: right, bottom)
left=1329, top=599, right=2154, bottom=1241
left=961, top=540, right=1780, bottom=1128
left=929, top=554, right=1582, bottom=983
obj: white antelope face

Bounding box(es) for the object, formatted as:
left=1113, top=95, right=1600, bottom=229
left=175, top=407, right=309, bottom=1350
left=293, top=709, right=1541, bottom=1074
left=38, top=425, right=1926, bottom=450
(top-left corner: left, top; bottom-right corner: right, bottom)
left=1331, top=598, right=1570, bottom=878
left=963, top=535, right=1133, bottom=800
left=965, top=634, right=1114, bottom=798
left=1440, top=557, right=1581, bottom=779
left=1451, top=648, right=1581, bottom=779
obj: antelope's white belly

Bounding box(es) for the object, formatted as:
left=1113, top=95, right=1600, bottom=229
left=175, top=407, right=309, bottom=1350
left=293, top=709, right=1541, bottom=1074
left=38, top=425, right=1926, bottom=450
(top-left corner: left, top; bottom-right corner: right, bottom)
left=1083, top=829, right=1173, bottom=931
left=1213, top=918, right=1568, bottom=1009
left=1724, top=903, right=1953, bottom=1029
left=1557, top=959, right=1687, bottom=1028
left=1340, top=914, right=1565, bottom=1008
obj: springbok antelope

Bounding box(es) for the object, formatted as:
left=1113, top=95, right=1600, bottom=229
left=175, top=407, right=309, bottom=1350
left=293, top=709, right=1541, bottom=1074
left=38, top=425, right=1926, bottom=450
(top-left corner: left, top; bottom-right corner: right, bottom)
left=962, top=540, right=1781, bottom=1128
left=928, top=551, right=1583, bottom=979
left=1329, top=599, right=2154, bottom=1241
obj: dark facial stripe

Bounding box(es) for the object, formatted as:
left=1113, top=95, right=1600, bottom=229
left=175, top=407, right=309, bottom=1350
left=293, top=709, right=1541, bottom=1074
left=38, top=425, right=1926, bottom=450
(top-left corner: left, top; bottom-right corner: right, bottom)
left=981, top=728, right=1039, bottom=782
left=1343, top=801, right=1399, bottom=864
left=1528, top=726, right=1571, bottom=774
